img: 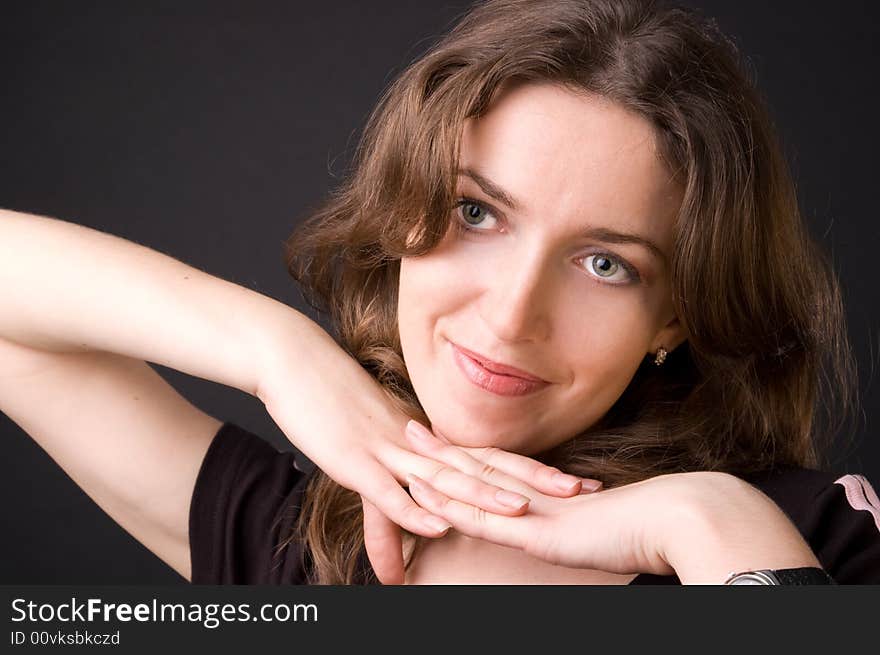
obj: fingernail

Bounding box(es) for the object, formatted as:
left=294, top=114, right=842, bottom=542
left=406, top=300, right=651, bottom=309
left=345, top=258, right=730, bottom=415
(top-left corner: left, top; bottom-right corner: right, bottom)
left=553, top=471, right=580, bottom=490
left=495, top=489, right=530, bottom=509
left=580, top=479, right=603, bottom=493
left=406, top=420, right=434, bottom=443
left=423, top=515, right=452, bottom=533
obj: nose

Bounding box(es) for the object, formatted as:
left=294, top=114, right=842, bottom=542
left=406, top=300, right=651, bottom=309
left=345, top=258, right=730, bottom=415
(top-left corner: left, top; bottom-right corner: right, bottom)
left=478, top=249, right=553, bottom=343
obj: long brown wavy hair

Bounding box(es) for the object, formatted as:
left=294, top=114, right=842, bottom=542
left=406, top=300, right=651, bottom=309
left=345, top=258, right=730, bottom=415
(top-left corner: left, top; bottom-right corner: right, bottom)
left=280, top=0, right=859, bottom=584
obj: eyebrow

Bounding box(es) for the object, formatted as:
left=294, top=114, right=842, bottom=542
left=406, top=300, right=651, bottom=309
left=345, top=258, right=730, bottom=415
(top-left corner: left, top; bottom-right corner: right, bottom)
left=457, top=167, right=668, bottom=267
left=459, top=167, right=524, bottom=212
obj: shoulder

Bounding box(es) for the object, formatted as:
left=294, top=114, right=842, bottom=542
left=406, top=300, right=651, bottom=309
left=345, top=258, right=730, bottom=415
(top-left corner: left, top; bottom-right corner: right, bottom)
left=190, top=421, right=316, bottom=584
left=742, top=467, right=880, bottom=584
left=742, top=467, right=877, bottom=523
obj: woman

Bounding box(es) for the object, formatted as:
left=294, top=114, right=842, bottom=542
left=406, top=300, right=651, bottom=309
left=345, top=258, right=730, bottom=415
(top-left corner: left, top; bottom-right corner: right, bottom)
left=1, top=0, right=877, bottom=585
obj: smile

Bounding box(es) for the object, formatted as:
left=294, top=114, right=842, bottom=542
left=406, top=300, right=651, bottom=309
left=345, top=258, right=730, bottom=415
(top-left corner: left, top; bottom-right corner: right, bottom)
left=450, top=341, right=551, bottom=397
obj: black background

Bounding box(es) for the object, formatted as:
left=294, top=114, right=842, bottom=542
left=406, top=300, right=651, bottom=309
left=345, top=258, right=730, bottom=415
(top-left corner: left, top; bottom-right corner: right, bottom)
left=1, top=1, right=877, bottom=583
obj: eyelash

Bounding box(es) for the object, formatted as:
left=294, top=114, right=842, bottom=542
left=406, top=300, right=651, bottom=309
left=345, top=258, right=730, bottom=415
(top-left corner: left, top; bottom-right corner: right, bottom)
left=452, top=197, right=642, bottom=285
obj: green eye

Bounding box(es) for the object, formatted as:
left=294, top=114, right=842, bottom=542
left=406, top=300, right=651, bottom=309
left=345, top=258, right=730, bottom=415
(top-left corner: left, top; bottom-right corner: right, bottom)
left=582, top=253, right=639, bottom=284
left=455, top=198, right=498, bottom=231
left=591, top=255, right=619, bottom=277
left=463, top=203, right=484, bottom=224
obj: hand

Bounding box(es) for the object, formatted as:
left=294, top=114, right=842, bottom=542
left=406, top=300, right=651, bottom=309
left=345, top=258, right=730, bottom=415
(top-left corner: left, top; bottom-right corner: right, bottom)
left=257, top=327, right=602, bottom=583
left=363, top=421, right=605, bottom=583
left=404, top=423, right=711, bottom=576
left=405, top=428, right=825, bottom=582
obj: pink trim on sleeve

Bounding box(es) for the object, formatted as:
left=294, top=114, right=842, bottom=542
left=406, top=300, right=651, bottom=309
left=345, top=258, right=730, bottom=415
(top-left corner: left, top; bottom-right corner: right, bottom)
left=834, top=474, right=880, bottom=533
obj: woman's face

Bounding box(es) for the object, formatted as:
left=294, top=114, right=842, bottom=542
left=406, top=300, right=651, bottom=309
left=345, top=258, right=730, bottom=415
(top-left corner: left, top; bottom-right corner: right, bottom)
left=398, top=81, right=687, bottom=455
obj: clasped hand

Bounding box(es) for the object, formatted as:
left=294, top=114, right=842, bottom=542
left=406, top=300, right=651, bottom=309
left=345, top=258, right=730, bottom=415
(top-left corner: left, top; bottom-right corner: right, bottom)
left=259, top=333, right=703, bottom=584
left=402, top=419, right=682, bottom=578
left=259, top=320, right=821, bottom=585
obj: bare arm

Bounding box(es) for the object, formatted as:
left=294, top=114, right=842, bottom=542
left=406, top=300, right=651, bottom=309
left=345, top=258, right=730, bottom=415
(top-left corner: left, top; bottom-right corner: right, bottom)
left=0, top=207, right=569, bottom=584
left=0, top=207, right=321, bottom=391
left=0, top=207, right=328, bottom=580
left=659, top=474, right=823, bottom=584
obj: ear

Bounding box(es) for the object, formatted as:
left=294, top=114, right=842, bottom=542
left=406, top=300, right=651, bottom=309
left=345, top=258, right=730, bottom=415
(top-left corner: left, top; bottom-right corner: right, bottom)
left=650, top=313, right=688, bottom=357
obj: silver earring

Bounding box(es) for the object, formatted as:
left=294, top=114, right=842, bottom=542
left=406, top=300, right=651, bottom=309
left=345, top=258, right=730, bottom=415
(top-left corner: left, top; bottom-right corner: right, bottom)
left=653, top=346, right=668, bottom=366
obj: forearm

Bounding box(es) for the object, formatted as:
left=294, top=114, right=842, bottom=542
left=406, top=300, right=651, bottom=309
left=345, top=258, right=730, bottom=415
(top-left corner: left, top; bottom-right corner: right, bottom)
left=0, top=207, right=320, bottom=397
left=660, top=474, right=822, bottom=584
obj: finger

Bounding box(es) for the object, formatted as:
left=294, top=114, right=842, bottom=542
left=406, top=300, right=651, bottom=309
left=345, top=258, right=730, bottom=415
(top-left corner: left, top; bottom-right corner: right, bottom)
left=406, top=473, right=531, bottom=551
left=461, top=447, right=603, bottom=497
left=415, top=459, right=533, bottom=514
left=404, top=424, right=533, bottom=514
left=430, top=427, right=453, bottom=444
left=361, top=459, right=453, bottom=538
left=361, top=496, right=404, bottom=585
left=579, top=479, right=603, bottom=494
left=403, top=424, right=534, bottom=513
left=405, top=419, right=588, bottom=498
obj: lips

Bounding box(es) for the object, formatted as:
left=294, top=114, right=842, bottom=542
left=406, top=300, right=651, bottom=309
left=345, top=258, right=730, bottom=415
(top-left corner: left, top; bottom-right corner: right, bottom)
left=450, top=342, right=547, bottom=382
left=450, top=342, right=550, bottom=397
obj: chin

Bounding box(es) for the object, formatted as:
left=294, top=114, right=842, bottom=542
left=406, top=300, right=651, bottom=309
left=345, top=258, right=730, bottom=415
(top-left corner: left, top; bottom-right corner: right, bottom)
left=428, top=416, right=530, bottom=453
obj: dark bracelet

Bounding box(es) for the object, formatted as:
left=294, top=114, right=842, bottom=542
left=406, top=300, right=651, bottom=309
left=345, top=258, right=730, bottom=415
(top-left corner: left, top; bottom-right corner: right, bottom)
left=723, top=567, right=837, bottom=585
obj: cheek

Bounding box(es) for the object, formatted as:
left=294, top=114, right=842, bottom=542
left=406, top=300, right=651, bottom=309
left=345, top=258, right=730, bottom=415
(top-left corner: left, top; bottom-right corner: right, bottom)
left=398, top=250, right=473, bottom=330
left=554, top=294, right=655, bottom=403
left=397, top=256, right=459, bottom=377
left=397, top=259, right=422, bottom=373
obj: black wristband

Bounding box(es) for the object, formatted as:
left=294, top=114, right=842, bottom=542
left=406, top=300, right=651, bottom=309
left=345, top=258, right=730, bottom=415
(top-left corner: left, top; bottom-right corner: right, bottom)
left=771, top=567, right=837, bottom=585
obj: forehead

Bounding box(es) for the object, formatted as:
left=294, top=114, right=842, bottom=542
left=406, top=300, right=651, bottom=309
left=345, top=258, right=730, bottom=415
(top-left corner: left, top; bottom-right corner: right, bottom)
left=458, top=81, right=682, bottom=244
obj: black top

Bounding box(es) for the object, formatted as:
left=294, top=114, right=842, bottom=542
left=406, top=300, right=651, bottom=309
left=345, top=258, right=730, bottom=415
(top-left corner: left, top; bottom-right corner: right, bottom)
left=189, top=422, right=880, bottom=584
